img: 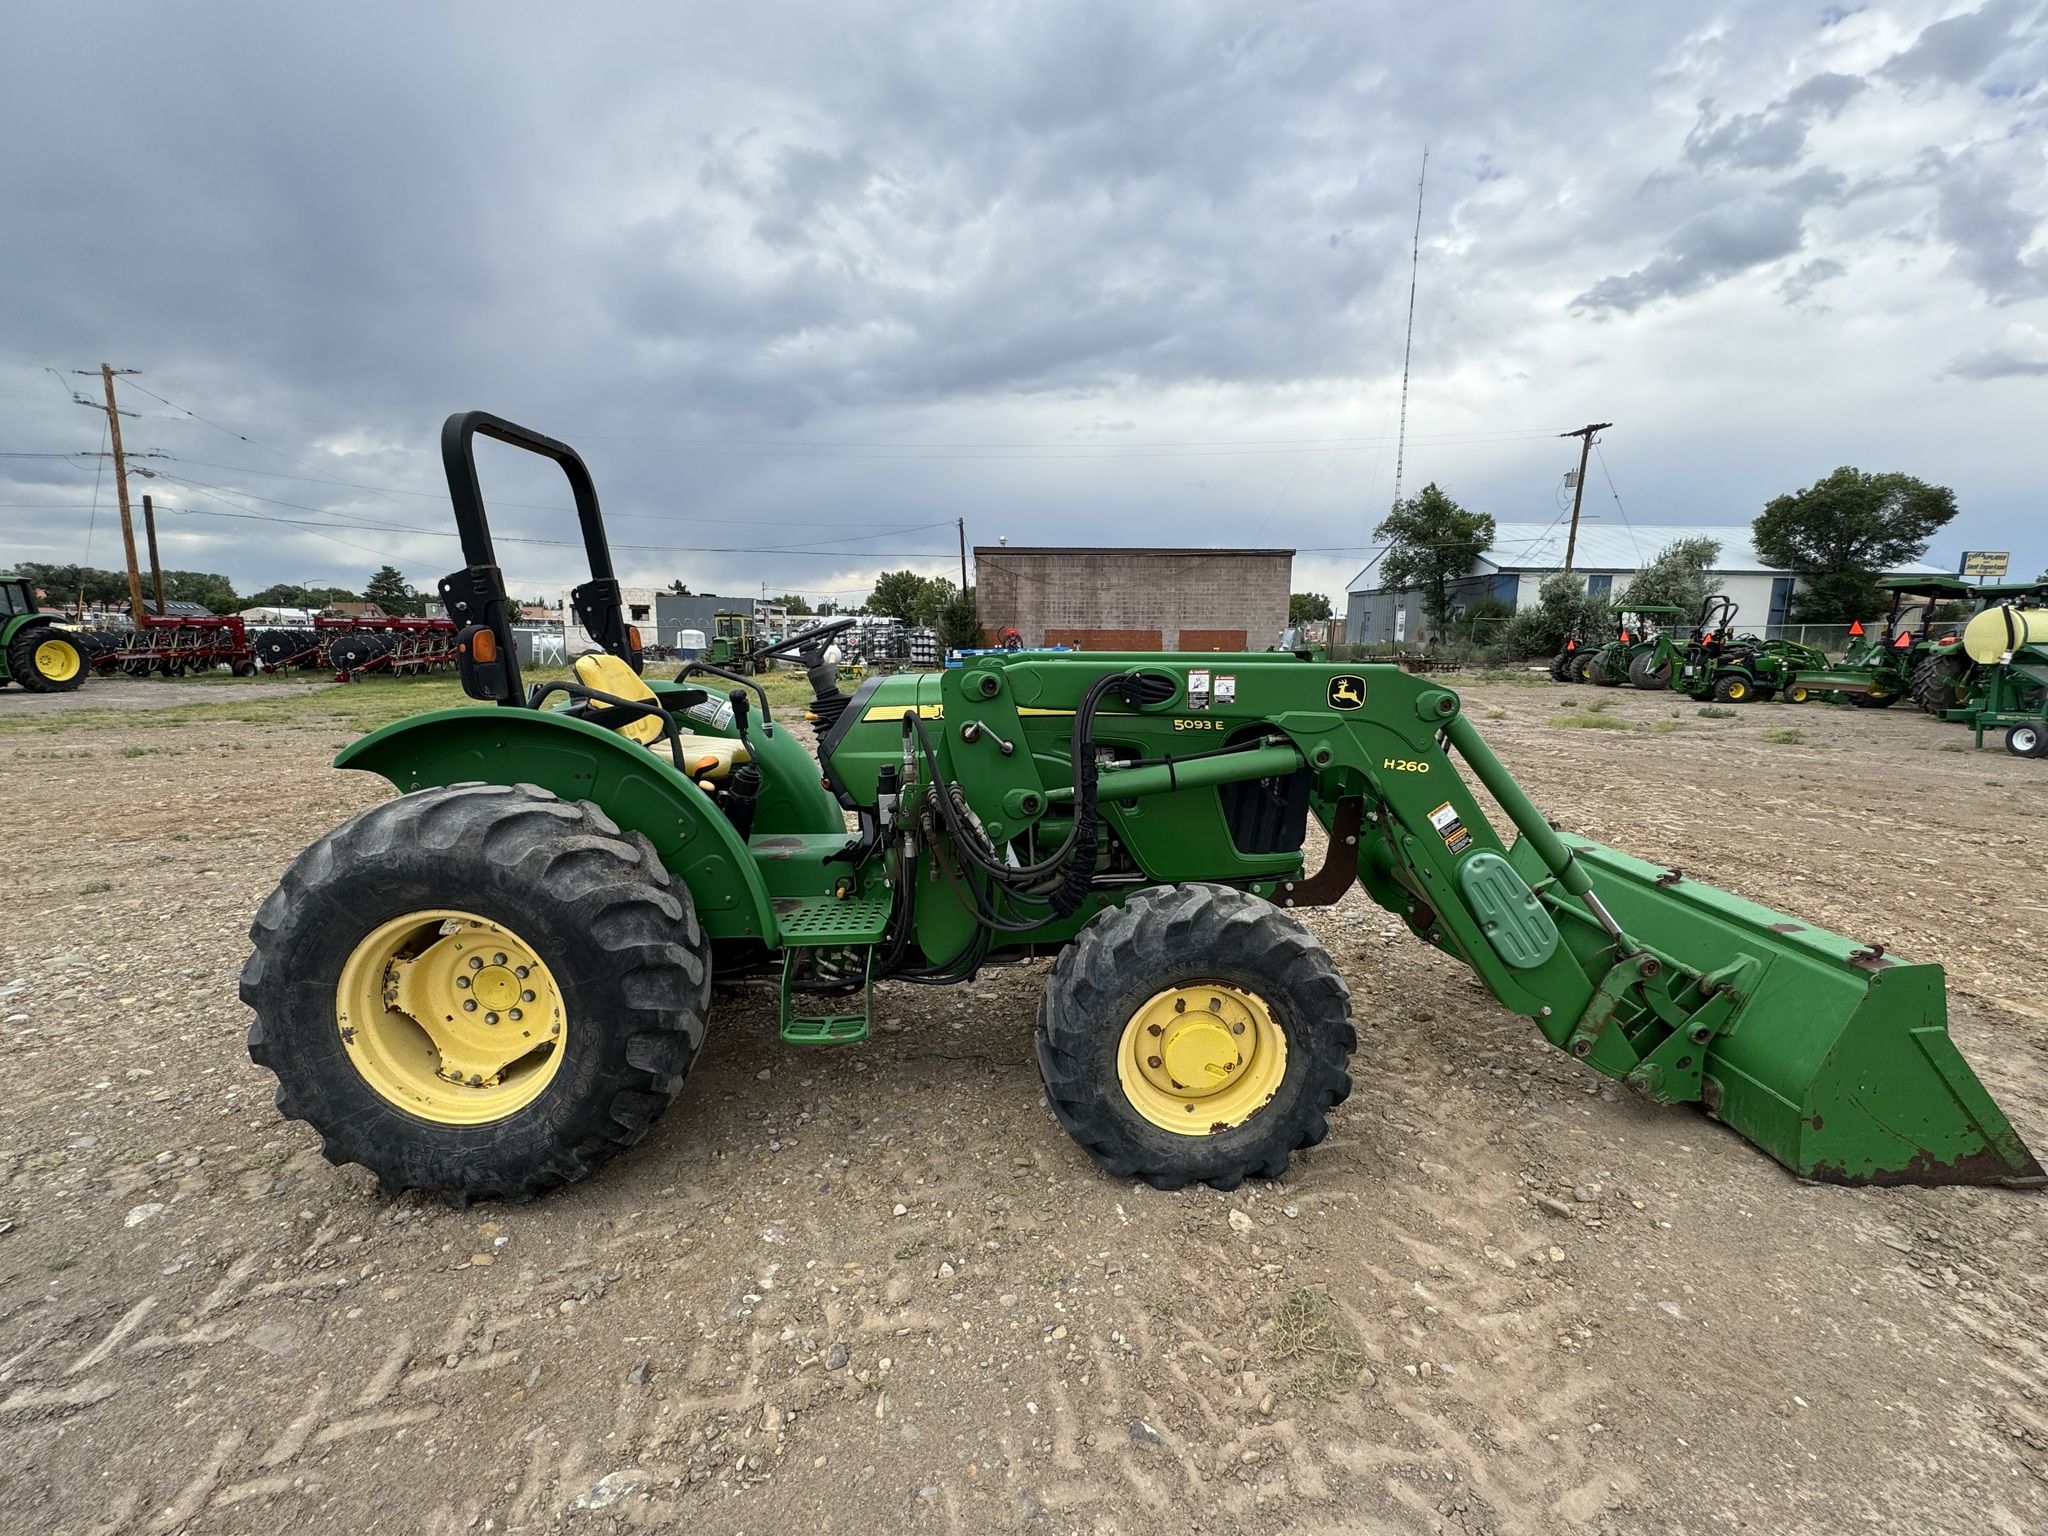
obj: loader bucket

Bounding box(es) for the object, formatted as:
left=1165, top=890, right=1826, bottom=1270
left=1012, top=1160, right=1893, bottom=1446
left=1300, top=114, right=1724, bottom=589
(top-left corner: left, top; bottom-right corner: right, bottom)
left=1545, top=835, right=2044, bottom=1188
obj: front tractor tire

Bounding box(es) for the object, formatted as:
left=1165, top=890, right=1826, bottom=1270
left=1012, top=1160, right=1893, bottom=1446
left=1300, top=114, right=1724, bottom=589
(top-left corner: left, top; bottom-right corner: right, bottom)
left=1035, top=884, right=1355, bottom=1191
left=7, top=625, right=87, bottom=693
left=1712, top=675, right=1754, bottom=703
left=241, top=783, right=710, bottom=1202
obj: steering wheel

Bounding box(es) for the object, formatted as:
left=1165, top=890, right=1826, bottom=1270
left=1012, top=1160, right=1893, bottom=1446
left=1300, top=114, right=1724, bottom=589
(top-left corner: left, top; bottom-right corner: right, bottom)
left=752, top=616, right=858, bottom=664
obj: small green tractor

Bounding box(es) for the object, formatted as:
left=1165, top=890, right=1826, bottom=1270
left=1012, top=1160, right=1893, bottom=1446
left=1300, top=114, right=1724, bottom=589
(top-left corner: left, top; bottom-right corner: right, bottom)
left=239, top=413, right=2042, bottom=1203
left=1577, top=606, right=1688, bottom=688
left=1673, top=596, right=1826, bottom=704
left=0, top=572, right=88, bottom=693
left=704, top=611, right=764, bottom=674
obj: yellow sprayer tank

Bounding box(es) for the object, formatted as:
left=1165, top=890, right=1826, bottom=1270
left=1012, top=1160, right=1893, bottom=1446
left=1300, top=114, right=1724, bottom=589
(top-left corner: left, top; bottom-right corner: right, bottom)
left=1963, top=605, right=2048, bottom=664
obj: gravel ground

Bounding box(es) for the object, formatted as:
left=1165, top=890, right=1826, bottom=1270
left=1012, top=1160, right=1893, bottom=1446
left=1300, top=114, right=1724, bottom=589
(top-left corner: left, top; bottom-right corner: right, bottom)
left=0, top=674, right=2043, bottom=1536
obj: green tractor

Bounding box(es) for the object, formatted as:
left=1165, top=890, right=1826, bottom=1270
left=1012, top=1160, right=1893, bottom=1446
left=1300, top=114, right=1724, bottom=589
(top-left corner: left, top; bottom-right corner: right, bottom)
left=1674, top=596, right=1826, bottom=704
left=1579, top=606, right=1687, bottom=688
left=704, top=611, right=765, bottom=674
left=1778, top=576, right=2043, bottom=711
left=237, top=412, right=2042, bottom=1203
left=0, top=572, right=89, bottom=693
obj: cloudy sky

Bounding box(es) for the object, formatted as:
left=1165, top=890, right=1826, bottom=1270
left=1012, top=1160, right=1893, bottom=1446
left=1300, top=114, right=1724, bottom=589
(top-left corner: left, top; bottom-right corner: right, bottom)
left=2, top=2, right=2044, bottom=610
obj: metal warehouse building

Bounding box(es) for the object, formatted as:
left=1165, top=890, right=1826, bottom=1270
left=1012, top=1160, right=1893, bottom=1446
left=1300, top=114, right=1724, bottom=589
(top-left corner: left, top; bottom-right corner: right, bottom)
left=974, top=546, right=1292, bottom=651
left=1345, top=522, right=1946, bottom=644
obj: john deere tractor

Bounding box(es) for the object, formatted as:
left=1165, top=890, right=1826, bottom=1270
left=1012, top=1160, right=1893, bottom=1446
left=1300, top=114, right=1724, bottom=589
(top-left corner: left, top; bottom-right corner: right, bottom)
left=1674, top=596, right=1826, bottom=704
left=0, top=572, right=88, bottom=693
left=1579, top=607, right=1687, bottom=688
left=238, top=413, right=2042, bottom=1203
left=1779, top=576, right=2045, bottom=710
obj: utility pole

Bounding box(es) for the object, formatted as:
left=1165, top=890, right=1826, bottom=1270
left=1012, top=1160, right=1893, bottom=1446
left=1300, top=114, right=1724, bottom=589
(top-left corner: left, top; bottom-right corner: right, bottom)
left=957, top=517, right=968, bottom=592
left=141, top=493, right=167, bottom=615
left=1558, top=422, right=1612, bottom=573
left=78, top=364, right=148, bottom=625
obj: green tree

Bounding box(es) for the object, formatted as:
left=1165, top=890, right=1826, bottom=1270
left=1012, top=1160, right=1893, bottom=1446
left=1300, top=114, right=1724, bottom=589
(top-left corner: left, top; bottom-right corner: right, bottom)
left=1753, top=467, right=1958, bottom=623
left=1289, top=592, right=1333, bottom=624
left=1374, top=484, right=1495, bottom=640
left=935, top=585, right=981, bottom=651
left=243, top=582, right=360, bottom=610
left=364, top=565, right=415, bottom=614
left=772, top=592, right=814, bottom=615
left=161, top=570, right=240, bottom=613
left=1617, top=536, right=1721, bottom=618
left=1500, top=571, right=1611, bottom=659
left=667, top=579, right=692, bottom=595
left=868, top=569, right=945, bottom=623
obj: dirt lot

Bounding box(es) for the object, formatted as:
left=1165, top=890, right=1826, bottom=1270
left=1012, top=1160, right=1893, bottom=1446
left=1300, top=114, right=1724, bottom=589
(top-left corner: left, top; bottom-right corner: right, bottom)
left=1, top=674, right=2043, bottom=1535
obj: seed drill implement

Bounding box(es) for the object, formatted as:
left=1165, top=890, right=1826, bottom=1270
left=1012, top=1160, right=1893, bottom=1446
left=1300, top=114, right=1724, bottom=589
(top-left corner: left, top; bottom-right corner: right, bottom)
left=240, top=413, right=2043, bottom=1201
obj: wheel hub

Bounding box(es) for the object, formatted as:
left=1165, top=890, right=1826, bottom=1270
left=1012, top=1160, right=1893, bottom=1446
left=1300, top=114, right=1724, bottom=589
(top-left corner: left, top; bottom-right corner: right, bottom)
left=338, top=911, right=565, bottom=1122
left=33, top=638, right=79, bottom=682
left=1117, top=983, right=1289, bottom=1134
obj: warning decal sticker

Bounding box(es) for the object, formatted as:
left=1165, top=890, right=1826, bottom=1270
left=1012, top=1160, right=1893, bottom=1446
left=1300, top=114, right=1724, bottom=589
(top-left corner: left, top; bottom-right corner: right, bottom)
left=1427, top=800, right=1474, bottom=856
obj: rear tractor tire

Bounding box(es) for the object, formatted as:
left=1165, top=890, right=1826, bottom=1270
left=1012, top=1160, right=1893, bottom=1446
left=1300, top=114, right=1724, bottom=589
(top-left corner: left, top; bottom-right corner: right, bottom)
left=7, top=626, right=87, bottom=693
left=241, top=782, right=711, bottom=1202
left=1035, top=883, right=1355, bottom=1191
left=1568, top=653, right=1595, bottom=684
left=1548, top=651, right=1572, bottom=683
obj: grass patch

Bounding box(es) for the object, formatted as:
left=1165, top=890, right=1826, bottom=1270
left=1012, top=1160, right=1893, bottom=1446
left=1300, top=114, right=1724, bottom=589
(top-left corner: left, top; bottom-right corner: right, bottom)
left=1696, top=706, right=1737, bottom=719
left=1267, top=1289, right=1371, bottom=1402
left=1763, top=727, right=1804, bottom=745
left=1940, top=741, right=1971, bottom=753
left=78, top=879, right=114, bottom=895
left=1484, top=705, right=1508, bottom=720
left=892, top=1238, right=926, bottom=1261
left=1581, top=697, right=1615, bottom=712
left=1453, top=667, right=1556, bottom=688
left=1549, top=712, right=1635, bottom=731
left=1650, top=718, right=1682, bottom=733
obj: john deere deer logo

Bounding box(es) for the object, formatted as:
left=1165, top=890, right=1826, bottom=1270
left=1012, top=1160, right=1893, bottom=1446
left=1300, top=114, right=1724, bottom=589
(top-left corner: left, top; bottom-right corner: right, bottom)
left=1328, top=675, right=1366, bottom=710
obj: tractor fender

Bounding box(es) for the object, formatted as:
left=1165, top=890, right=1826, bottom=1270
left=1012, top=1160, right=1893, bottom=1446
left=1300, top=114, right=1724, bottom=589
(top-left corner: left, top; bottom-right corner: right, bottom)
left=335, top=707, right=778, bottom=940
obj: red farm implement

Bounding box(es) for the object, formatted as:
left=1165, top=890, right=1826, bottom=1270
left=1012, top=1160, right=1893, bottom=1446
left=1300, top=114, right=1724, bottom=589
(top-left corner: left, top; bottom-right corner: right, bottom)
left=313, top=615, right=459, bottom=682
left=97, top=614, right=256, bottom=677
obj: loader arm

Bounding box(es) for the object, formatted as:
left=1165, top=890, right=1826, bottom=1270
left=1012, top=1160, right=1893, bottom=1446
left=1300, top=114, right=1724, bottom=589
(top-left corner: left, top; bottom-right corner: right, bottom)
left=836, top=654, right=2040, bottom=1189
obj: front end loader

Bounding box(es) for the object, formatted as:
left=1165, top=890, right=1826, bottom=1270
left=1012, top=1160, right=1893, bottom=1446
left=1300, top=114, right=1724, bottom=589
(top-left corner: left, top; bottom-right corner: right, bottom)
left=239, top=413, right=2043, bottom=1202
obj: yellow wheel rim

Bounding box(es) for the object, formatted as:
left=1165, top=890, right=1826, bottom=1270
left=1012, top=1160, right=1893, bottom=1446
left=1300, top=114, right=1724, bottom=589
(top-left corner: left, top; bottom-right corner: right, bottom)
left=336, top=910, right=567, bottom=1125
left=33, top=638, right=80, bottom=683
left=1787, top=686, right=1807, bottom=703
left=1726, top=680, right=1748, bottom=700
left=1116, top=983, right=1288, bottom=1135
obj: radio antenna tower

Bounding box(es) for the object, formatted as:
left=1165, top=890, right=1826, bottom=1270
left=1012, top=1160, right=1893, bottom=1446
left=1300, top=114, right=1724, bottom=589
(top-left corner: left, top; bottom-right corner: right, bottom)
left=1389, top=146, right=1428, bottom=514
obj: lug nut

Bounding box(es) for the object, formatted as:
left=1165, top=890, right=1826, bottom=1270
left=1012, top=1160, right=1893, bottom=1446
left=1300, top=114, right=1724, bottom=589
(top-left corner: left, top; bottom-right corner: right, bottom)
left=520, top=989, right=535, bottom=1003
left=493, top=952, right=507, bottom=966
left=509, top=1008, right=522, bottom=1022
left=1173, top=998, right=1186, bottom=1013
left=484, top=1011, right=499, bottom=1025
left=456, top=976, right=470, bottom=989
left=463, top=999, right=478, bottom=1012
left=1231, top=1022, right=1246, bottom=1035
left=1147, top=1055, right=1163, bottom=1069
left=468, top=957, right=483, bottom=971
left=515, top=966, right=529, bottom=979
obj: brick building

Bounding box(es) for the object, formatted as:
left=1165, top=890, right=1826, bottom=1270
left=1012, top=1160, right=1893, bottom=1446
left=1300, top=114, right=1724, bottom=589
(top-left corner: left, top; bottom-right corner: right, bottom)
left=973, top=546, right=1292, bottom=651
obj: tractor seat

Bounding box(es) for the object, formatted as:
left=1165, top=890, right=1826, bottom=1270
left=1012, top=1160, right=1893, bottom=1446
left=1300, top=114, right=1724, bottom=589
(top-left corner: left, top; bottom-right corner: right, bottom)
left=571, top=652, right=751, bottom=781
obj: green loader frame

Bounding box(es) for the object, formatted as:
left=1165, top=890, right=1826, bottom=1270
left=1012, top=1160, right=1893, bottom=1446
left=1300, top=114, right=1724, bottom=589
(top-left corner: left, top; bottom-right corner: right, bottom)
left=238, top=412, right=2044, bottom=1205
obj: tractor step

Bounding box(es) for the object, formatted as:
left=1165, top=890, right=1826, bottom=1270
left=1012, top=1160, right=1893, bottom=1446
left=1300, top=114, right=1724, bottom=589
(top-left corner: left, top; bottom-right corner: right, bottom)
left=773, top=892, right=893, bottom=948
left=779, top=944, right=874, bottom=1045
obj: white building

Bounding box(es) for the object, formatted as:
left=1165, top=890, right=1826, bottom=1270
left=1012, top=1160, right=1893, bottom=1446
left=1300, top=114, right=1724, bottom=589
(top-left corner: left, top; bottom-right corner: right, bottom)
left=1344, top=522, right=1948, bottom=644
